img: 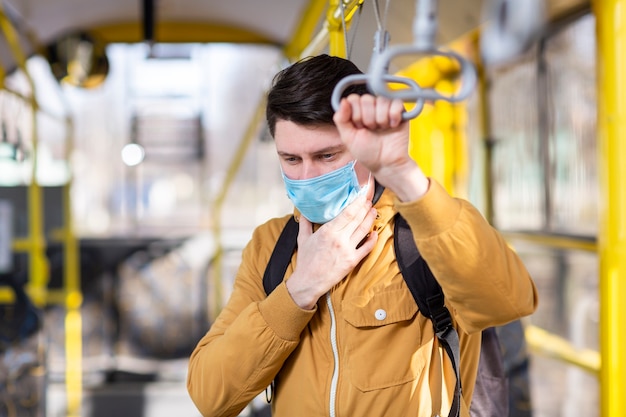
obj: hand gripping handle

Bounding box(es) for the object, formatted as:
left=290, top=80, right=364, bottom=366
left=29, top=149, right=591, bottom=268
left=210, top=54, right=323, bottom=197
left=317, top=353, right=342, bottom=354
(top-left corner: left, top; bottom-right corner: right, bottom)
left=331, top=73, right=426, bottom=121
left=368, top=45, right=478, bottom=103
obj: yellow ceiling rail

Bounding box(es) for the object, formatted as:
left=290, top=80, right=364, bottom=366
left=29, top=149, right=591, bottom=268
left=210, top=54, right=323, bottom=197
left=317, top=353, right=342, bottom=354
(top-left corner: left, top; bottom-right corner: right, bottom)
left=593, top=1, right=626, bottom=416
left=300, top=0, right=364, bottom=59
left=284, top=0, right=329, bottom=61
left=90, top=21, right=275, bottom=44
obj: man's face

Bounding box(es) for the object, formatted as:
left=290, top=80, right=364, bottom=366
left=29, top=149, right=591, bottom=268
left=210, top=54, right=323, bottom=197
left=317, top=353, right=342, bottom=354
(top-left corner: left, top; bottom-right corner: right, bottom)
left=274, top=120, right=368, bottom=183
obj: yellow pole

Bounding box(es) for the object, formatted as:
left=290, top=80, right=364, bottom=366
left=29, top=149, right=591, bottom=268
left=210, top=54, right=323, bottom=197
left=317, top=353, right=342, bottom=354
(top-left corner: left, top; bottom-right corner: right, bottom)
left=0, top=7, right=83, bottom=415
left=474, top=32, right=494, bottom=224
left=62, top=115, right=82, bottom=417
left=327, top=0, right=347, bottom=58
left=0, top=5, right=48, bottom=307
left=593, top=1, right=626, bottom=416
left=209, top=96, right=267, bottom=320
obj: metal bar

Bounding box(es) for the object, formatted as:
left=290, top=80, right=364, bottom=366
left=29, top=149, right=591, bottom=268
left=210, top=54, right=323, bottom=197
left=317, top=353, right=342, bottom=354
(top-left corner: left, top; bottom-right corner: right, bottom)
left=210, top=95, right=268, bottom=320
left=593, top=1, right=626, bottom=415
left=1, top=85, right=66, bottom=122
left=142, top=0, right=155, bottom=43
left=0, top=6, right=48, bottom=308
left=61, top=116, right=82, bottom=417
left=327, top=0, right=347, bottom=58
left=501, top=231, right=597, bottom=253
left=473, top=31, right=495, bottom=224
left=0, top=7, right=83, bottom=416
left=299, top=0, right=363, bottom=60
left=525, top=325, right=600, bottom=375
left=299, top=27, right=331, bottom=60
left=536, top=40, right=553, bottom=230
left=283, top=0, right=329, bottom=61
left=91, top=22, right=275, bottom=44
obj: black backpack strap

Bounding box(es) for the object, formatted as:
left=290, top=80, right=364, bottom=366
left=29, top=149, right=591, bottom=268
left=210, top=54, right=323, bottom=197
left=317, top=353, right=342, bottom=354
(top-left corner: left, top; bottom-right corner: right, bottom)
left=261, top=216, right=298, bottom=404
left=263, top=216, right=299, bottom=295
left=394, top=214, right=462, bottom=417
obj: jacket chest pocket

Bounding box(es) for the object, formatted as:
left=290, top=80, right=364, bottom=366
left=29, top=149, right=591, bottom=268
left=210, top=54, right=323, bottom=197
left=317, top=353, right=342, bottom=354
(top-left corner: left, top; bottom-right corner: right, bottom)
left=341, top=287, right=425, bottom=392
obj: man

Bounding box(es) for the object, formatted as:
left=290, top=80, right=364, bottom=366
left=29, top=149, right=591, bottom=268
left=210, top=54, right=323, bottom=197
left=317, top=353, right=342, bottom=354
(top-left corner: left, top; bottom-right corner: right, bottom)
left=187, top=54, right=538, bottom=417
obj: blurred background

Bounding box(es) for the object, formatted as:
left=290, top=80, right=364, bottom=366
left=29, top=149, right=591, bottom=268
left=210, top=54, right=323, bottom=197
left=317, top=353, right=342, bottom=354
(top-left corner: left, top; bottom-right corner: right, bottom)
left=0, top=0, right=622, bottom=416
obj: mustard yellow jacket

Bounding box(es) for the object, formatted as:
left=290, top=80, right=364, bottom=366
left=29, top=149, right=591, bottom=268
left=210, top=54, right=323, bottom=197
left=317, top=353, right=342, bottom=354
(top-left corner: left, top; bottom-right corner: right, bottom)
left=187, top=180, right=538, bottom=417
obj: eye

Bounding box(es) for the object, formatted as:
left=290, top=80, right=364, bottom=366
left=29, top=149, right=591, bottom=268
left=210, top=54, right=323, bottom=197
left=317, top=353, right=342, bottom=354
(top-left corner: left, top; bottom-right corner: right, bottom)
left=319, top=153, right=336, bottom=161
left=282, top=155, right=300, bottom=164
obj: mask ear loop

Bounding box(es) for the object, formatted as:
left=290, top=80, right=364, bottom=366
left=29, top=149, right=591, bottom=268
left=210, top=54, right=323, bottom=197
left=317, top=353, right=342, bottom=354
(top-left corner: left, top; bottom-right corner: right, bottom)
left=349, top=160, right=371, bottom=191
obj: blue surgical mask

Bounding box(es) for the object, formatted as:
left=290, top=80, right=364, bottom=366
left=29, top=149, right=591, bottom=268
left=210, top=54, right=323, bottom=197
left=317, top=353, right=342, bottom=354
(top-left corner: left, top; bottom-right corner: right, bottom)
left=282, top=161, right=368, bottom=224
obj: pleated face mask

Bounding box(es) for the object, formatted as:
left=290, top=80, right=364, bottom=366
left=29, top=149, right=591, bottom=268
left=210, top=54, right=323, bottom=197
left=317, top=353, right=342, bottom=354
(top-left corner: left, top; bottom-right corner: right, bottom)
left=282, top=161, right=368, bottom=224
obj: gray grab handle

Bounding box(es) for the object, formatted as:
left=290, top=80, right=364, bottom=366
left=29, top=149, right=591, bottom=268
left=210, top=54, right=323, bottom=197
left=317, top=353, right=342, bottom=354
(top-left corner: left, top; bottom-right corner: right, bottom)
left=368, top=46, right=477, bottom=103
left=331, top=73, right=426, bottom=121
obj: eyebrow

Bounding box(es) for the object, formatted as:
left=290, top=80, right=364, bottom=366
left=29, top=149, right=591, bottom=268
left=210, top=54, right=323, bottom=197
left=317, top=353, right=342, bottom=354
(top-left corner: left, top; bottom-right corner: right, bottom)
left=277, top=145, right=345, bottom=158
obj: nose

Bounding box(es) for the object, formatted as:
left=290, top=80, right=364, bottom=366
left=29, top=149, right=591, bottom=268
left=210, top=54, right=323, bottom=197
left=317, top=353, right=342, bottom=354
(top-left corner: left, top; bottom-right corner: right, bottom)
left=300, top=161, right=322, bottom=180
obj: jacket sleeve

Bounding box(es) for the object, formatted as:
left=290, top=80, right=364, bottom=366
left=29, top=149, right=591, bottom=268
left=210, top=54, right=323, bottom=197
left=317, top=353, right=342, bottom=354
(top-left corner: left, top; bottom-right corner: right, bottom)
left=395, top=180, right=539, bottom=334
left=187, top=220, right=316, bottom=417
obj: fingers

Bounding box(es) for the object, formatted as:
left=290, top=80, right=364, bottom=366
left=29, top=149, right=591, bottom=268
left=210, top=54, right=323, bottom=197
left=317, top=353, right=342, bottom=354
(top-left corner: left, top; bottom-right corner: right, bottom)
left=297, top=215, right=313, bottom=249
left=339, top=94, right=405, bottom=130
left=333, top=98, right=353, bottom=126
left=389, top=98, right=405, bottom=128
left=355, top=229, right=378, bottom=254
left=354, top=206, right=378, bottom=249
left=324, top=193, right=377, bottom=249
left=325, top=192, right=371, bottom=232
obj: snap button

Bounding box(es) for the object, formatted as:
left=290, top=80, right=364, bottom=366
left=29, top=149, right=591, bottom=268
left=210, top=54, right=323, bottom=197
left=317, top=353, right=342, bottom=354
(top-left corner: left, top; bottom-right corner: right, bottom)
left=374, top=309, right=387, bottom=320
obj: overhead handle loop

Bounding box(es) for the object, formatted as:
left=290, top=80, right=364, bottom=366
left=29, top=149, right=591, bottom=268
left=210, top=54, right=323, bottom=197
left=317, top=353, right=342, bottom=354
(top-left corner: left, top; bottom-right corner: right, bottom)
left=331, top=73, right=425, bottom=121
left=368, top=46, right=477, bottom=103
left=368, top=0, right=476, bottom=104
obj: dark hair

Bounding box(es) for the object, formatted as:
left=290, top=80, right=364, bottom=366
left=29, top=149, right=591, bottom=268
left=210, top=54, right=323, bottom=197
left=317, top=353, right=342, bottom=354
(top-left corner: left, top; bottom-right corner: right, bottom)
left=266, top=54, right=368, bottom=137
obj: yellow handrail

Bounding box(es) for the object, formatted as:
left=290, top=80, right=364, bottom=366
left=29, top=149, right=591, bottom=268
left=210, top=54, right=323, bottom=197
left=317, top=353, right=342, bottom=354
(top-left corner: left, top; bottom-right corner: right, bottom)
left=209, top=96, right=267, bottom=321
left=0, top=4, right=48, bottom=307
left=593, top=1, right=626, bottom=416
left=501, top=231, right=597, bottom=253
left=525, top=325, right=600, bottom=374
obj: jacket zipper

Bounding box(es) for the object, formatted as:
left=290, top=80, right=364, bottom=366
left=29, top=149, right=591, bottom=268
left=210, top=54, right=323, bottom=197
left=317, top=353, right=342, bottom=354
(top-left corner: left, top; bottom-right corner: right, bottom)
left=326, top=292, right=339, bottom=417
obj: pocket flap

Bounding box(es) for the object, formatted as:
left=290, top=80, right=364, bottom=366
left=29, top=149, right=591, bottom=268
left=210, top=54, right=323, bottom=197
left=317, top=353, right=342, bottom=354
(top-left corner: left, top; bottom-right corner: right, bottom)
left=343, top=288, right=417, bottom=327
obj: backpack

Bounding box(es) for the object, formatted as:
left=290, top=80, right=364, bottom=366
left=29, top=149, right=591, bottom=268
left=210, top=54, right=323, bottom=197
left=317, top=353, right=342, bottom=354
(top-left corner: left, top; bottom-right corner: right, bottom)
left=263, top=213, right=512, bottom=417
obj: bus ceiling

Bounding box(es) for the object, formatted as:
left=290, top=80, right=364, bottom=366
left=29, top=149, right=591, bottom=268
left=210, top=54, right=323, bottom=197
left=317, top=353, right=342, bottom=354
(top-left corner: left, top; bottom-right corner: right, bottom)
left=0, top=0, right=590, bottom=78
